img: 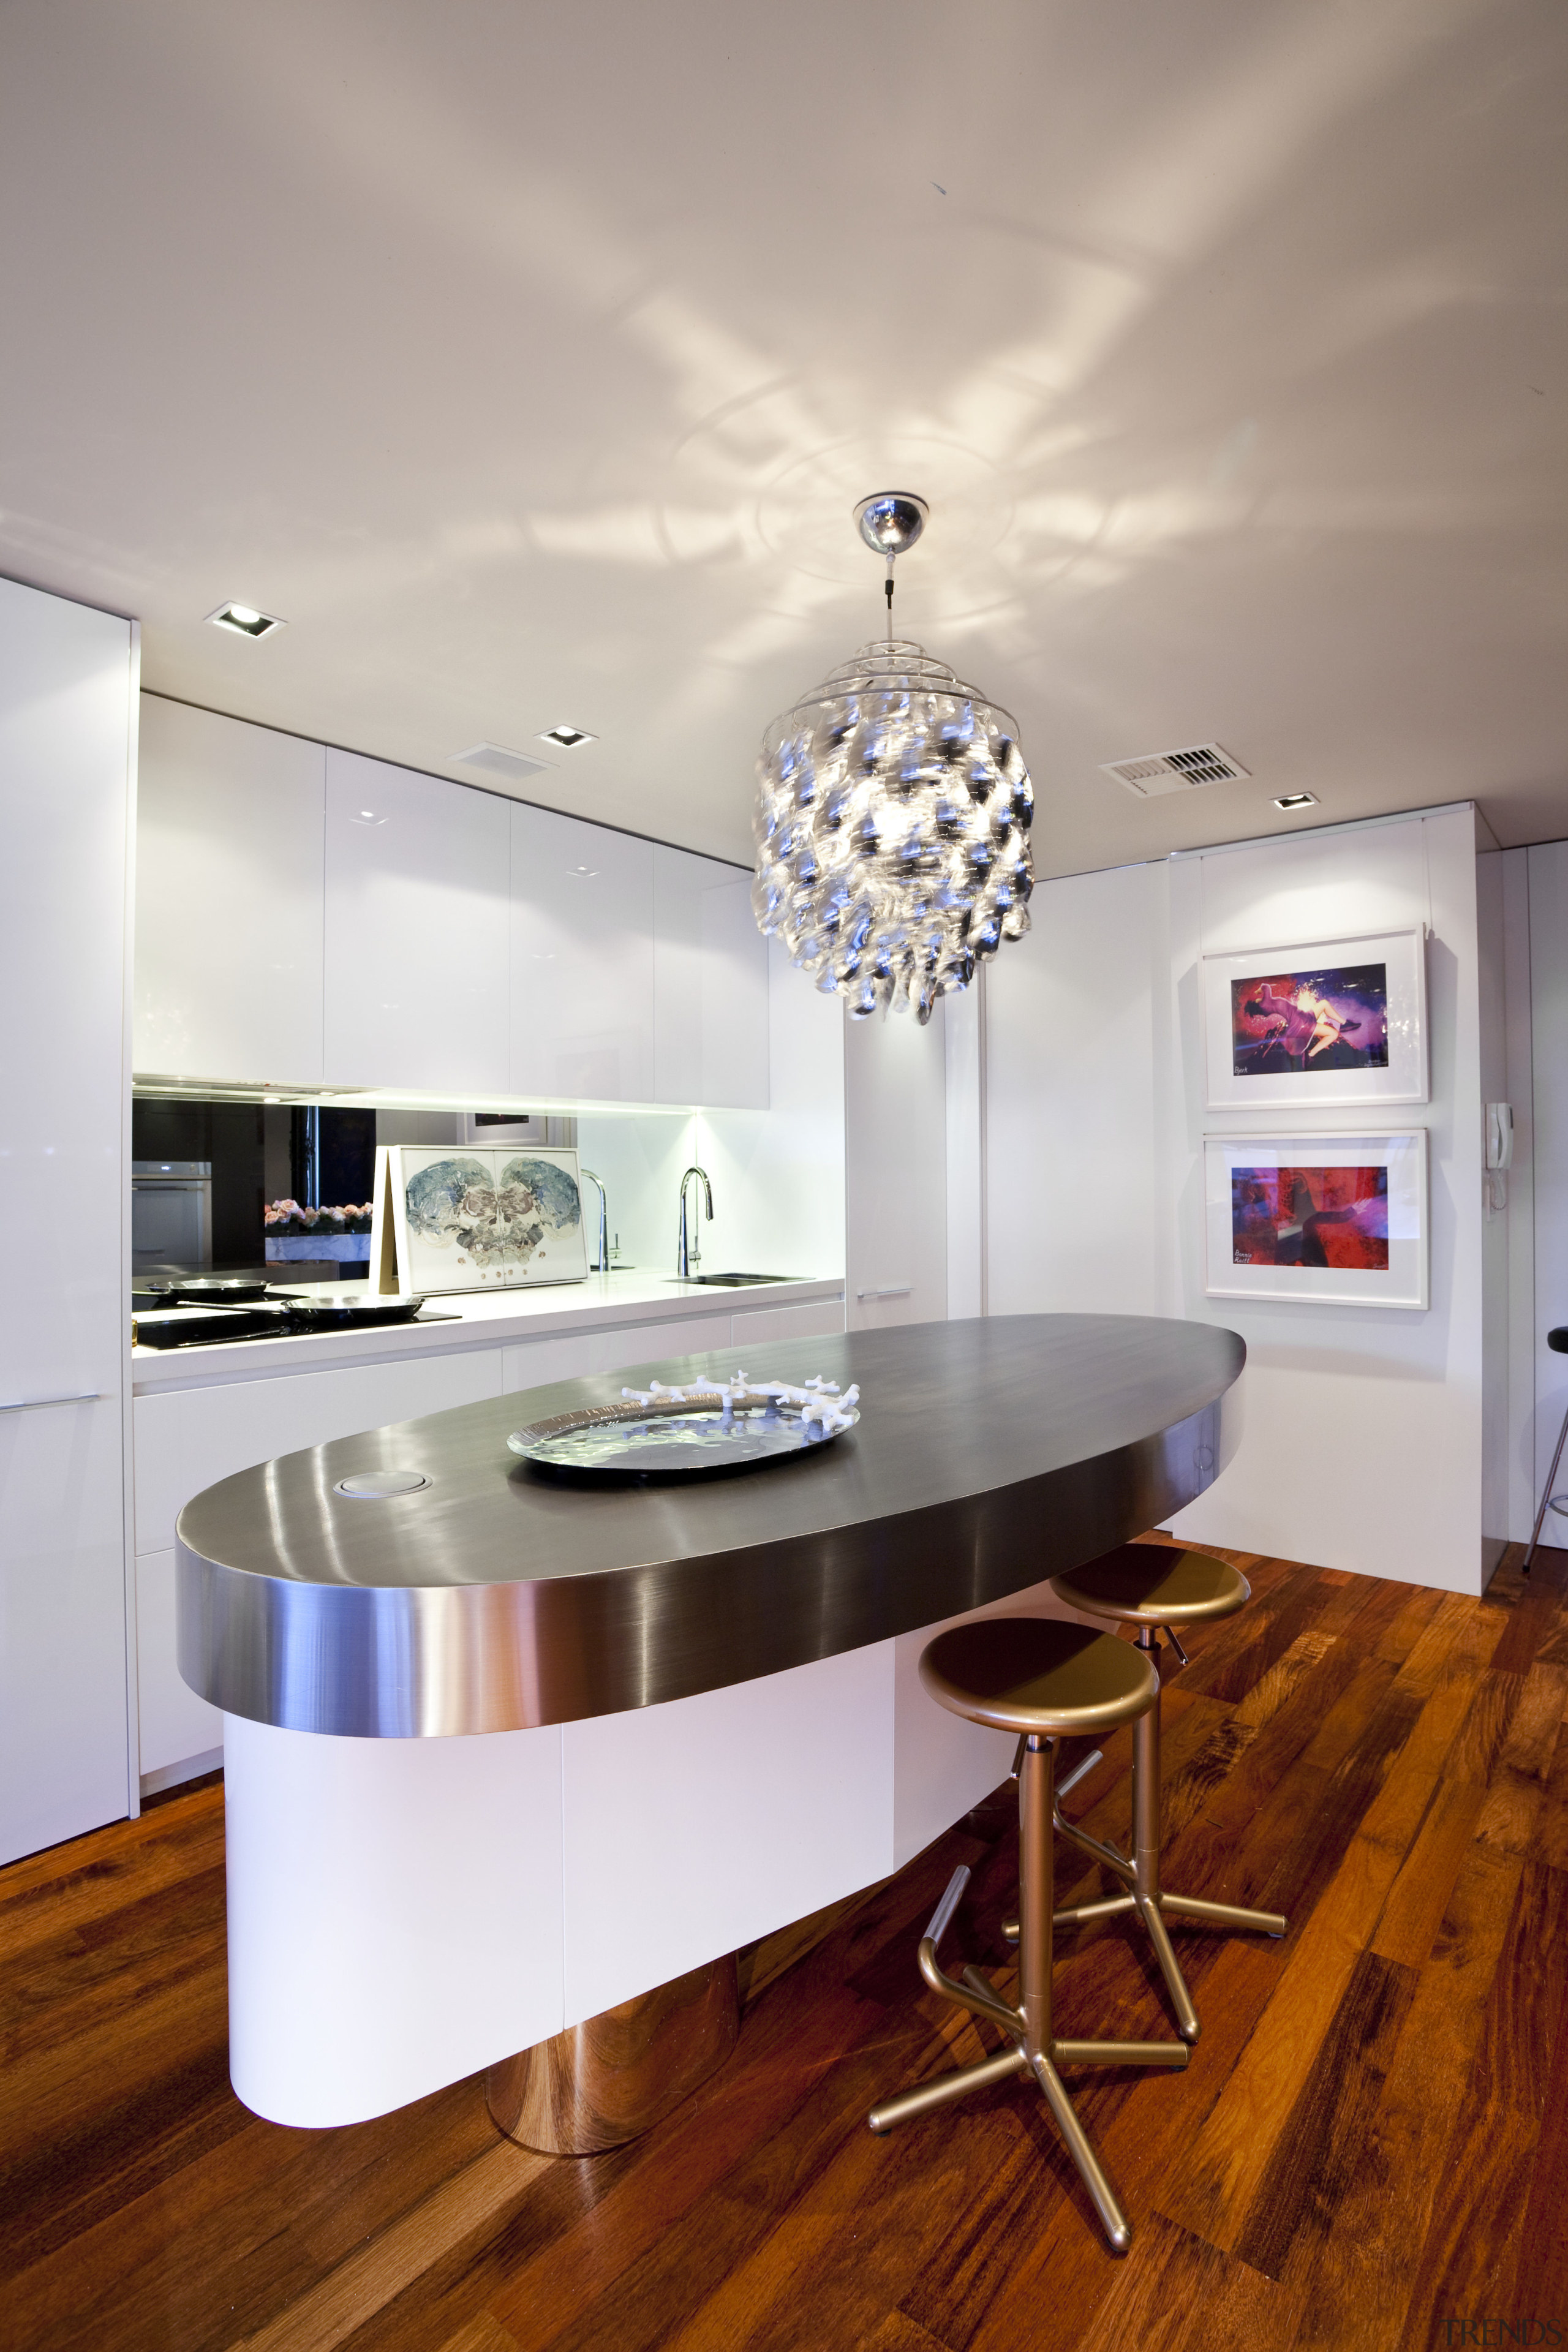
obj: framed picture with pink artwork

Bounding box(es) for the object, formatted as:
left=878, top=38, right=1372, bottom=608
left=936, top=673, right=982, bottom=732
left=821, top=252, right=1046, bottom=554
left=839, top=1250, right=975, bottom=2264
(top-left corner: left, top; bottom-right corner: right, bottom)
left=1203, top=1131, right=1428, bottom=1310
left=1201, top=927, right=1427, bottom=1110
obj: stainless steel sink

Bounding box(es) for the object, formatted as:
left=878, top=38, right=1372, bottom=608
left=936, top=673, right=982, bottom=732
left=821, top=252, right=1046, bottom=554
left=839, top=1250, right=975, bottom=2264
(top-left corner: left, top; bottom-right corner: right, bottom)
left=663, top=1272, right=791, bottom=1287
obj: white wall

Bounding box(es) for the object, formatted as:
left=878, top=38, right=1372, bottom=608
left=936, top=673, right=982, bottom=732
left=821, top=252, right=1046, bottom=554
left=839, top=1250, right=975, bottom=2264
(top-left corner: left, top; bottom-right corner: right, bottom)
left=1477, top=848, right=1509, bottom=1574
left=1502, top=850, right=1537, bottom=1544
left=1165, top=807, right=1484, bottom=1593
left=987, top=860, right=1166, bottom=1319
left=1526, top=842, right=1568, bottom=1551
left=943, top=982, right=985, bottom=1319
left=983, top=807, right=1494, bottom=1595
left=843, top=990, right=948, bottom=1331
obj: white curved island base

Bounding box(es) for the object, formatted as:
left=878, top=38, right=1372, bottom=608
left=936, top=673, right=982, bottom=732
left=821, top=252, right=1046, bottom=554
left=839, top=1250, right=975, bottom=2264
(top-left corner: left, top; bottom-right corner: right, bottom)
left=222, top=1608, right=1040, bottom=2129
left=194, top=1317, right=1244, bottom=2135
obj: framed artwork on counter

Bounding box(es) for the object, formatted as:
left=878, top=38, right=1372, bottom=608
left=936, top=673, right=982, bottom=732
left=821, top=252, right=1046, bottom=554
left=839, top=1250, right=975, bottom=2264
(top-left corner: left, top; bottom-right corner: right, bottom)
left=1201, top=926, right=1428, bottom=1110
left=1203, top=1130, right=1429, bottom=1310
left=368, top=1143, right=589, bottom=1294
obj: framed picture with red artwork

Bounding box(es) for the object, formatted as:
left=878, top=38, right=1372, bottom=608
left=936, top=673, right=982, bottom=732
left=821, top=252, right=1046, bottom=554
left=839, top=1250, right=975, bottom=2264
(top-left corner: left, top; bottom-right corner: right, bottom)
left=1203, top=1130, right=1428, bottom=1310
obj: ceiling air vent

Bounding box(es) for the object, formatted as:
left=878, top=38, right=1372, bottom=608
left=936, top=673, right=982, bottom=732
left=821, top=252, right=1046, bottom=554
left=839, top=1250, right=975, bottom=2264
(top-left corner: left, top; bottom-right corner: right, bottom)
left=1101, top=742, right=1250, bottom=797
left=455, top=741, right=551, bottom=783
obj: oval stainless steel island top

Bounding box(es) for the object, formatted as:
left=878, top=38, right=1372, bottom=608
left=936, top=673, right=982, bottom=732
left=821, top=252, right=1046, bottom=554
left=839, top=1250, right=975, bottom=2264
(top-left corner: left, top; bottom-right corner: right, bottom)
left=176, top=1313, right=1244, bottom=1738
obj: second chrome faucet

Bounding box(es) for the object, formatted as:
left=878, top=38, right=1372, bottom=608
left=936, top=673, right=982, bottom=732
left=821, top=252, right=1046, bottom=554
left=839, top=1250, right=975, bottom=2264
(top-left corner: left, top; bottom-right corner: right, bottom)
left=677, top=1164, right=712, bottom=1278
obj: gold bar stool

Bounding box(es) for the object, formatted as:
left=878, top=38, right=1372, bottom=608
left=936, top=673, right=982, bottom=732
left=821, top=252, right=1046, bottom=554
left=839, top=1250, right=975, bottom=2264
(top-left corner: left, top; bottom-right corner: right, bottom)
left=867, top=1618, right=1189, bottom=2253
left=1037, top=1544, right=1288, bottom=2044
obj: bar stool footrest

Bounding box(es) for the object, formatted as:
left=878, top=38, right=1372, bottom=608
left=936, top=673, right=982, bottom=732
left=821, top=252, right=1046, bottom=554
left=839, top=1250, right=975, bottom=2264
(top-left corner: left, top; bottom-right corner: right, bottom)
left=1053, top=1809, right=1136, bottom=1882
left=1159, top=1890, right=1287, bottom=1936
left=1040, top=1893, right=1138, bottom=1934
left=1052, top=2037, right=1189, bottom=2069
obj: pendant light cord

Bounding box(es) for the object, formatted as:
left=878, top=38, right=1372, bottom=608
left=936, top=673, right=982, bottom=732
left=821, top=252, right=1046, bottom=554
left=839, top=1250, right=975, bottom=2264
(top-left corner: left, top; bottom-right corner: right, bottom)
left=885, top=554, right=895, bottom=642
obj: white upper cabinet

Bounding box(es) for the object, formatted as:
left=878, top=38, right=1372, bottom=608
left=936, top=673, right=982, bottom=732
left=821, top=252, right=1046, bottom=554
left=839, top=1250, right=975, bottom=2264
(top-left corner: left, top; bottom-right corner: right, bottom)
left=135, top=696, right=325, bottom=1085
left=653, top=847, right=769, bottom=1108
left=324, top=750, right=510, bottom=1096
left=134, top=707, right=767, bottom=1110
left=510, top=805, right=655, bottom=1102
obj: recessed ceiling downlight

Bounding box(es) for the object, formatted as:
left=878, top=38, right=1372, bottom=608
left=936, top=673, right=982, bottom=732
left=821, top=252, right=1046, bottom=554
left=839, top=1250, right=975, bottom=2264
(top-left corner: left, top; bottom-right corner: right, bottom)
left=1274, top=792, right=1319, bottom=811
left=207, top=601, right=285, bottom=639
left=540, top=725, right=595, bottom=750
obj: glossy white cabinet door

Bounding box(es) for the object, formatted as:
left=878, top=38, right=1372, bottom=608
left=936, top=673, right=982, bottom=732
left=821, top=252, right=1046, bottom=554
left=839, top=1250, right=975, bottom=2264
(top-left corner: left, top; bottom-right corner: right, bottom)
left=135, top=696, right=325, bottom=1085
left=324, top=751, right=510, bottom=1095
left=729, top=1297, right=846, bottom=1348
left=510, top=804, right=654, bottom=1101
left=0, top=579, right=134, bottom=1863
left=134, top=1348, right=507, bottom=1556
left=652, top=845, right=769, bottom=1107
left=132, top=1347, right=507, bottom=1784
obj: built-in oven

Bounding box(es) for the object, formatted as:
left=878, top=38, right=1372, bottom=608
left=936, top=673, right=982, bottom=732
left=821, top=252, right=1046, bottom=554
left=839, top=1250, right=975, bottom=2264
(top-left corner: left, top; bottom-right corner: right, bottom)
left=131, top=1159, right=213, bottom=1270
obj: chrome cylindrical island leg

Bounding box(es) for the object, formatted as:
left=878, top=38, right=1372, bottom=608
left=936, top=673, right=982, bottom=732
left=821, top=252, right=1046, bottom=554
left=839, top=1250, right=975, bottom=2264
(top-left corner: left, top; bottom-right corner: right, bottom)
left=486, top=1951, right=740, bottom=2156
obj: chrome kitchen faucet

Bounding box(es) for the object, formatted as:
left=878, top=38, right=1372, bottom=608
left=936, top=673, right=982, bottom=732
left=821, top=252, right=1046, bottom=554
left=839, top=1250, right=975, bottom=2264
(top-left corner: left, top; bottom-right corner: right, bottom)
left=676, top=1165, right=713, bottom=1278
left=580, top=1167, right=609, bottom=1273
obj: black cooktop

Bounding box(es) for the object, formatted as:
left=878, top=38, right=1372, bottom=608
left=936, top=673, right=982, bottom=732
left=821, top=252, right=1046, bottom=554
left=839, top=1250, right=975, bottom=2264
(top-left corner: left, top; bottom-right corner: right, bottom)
left=132, top=1300, right=459, bottom=1349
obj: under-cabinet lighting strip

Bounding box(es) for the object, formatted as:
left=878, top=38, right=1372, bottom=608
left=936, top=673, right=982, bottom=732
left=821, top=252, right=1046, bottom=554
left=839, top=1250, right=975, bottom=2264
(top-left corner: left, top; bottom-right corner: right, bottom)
left=131, top=1075, right=702, bottom=1118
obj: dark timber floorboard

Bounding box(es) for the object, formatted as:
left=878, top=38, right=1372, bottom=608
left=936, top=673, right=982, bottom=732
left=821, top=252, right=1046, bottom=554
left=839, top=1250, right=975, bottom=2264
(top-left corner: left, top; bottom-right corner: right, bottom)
left=4, top=1542, right=1567, bottom=2351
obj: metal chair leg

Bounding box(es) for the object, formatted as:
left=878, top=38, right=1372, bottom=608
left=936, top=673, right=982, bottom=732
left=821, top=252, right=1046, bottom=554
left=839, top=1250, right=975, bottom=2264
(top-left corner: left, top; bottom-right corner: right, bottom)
left=1523, top=1398, right=1568, bottom=1575
left=1044, top=1632, right=1287, bottom=2043
left=867, top=1736, right=1186, bottom=2253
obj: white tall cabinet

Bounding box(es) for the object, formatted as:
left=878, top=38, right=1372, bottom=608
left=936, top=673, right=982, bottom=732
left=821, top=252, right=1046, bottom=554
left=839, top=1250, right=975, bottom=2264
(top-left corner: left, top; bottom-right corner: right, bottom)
left=0, top=577, right=136, bottom=1863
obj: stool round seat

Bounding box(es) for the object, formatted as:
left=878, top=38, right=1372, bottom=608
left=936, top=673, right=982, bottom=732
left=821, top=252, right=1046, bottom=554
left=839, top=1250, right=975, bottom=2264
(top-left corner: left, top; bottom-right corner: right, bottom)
left=1549, top=1327, right=1568, bottom=1354
left=1050, top=1544, right=1249, bottom=1629
left=919, top=1616, right=1158, bottom=1738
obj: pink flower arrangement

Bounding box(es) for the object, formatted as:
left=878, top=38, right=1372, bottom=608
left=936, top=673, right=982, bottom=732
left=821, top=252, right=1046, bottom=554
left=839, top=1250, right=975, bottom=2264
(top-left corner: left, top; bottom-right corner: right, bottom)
left=265, top=1200, right=374, bottom=1235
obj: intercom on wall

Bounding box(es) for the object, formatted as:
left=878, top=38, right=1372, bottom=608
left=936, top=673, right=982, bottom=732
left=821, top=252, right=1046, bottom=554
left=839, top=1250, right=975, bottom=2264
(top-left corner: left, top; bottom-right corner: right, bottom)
left=1485, top=1102, right=1514, bottom=1213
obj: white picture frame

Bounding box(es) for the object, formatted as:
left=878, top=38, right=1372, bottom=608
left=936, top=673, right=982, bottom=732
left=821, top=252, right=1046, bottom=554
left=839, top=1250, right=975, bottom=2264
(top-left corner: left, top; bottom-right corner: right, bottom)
left=1203, top=1130, right=1429, bottom=1310
left=369, top=1143, right=589, bottom=1294
left=1201, top=926, right=1428, bottom=1110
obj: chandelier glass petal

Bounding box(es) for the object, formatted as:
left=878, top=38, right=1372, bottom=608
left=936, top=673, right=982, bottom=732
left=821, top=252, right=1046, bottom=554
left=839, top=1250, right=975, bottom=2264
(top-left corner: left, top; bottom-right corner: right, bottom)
left=752, top=637, right=1035, bottom=1023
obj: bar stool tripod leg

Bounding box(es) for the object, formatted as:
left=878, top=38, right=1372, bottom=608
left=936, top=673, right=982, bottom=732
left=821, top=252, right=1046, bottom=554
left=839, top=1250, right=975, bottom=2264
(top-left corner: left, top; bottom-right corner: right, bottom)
left=1128, top=1642, right=1200, bottom=2044
left=1012, top=1634, right=1287, bottom=2041
left=1019, top=1737, right=1133, bottom=2253
left=869, top=1736, right=1186, bottom=2253
left=1523, top=1399, right=1568, bottom=1575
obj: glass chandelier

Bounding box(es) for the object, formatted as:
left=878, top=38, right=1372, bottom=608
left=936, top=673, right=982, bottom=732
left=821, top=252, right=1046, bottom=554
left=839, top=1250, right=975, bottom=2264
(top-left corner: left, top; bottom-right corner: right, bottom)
left=751, top=493, right=1035, bottom=1023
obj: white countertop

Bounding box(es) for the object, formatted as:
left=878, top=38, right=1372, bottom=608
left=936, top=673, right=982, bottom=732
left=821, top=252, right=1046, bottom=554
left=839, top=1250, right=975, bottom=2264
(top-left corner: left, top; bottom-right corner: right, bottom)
left=130, top=1270, right=846, bottom=1393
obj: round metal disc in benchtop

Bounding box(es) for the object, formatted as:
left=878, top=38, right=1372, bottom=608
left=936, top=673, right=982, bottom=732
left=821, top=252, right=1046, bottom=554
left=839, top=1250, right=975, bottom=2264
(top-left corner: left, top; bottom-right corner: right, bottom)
left=175, top=1314, right=1243, bottom=1739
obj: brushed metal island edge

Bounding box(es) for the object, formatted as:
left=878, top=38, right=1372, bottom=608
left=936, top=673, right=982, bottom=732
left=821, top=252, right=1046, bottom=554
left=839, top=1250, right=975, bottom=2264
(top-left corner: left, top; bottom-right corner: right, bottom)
left=177, top=1314, right=1245, bottom=1738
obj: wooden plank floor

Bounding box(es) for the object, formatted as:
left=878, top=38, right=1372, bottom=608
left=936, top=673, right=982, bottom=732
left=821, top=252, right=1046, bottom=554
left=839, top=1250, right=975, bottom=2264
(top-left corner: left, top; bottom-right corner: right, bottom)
left=5, top=1543, right=1568, bottom=2352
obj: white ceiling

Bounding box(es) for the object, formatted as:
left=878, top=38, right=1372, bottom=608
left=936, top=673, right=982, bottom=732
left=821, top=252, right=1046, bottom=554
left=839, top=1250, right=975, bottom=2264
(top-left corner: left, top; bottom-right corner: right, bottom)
left=1, top=0, right=1564, bottom=875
